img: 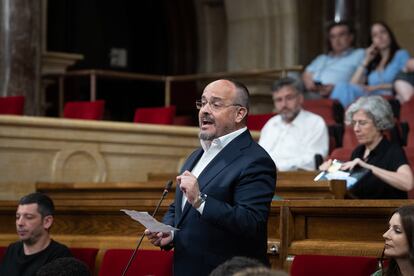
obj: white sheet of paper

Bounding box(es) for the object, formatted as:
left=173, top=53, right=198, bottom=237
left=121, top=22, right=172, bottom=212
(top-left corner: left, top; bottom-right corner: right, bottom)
left=121, top=209, right=178, bottom=232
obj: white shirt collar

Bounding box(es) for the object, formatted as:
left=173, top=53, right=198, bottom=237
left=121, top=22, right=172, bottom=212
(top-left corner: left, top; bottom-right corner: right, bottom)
left=200, top=127, right=247, bottom=151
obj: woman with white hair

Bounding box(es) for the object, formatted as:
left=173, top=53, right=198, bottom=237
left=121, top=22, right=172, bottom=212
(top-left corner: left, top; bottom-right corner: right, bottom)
left=320, top=96, right=413, bottom=198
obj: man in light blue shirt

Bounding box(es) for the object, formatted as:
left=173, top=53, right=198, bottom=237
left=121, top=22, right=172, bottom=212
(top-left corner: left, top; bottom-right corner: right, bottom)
left=303, top=21, right=364, bottom=98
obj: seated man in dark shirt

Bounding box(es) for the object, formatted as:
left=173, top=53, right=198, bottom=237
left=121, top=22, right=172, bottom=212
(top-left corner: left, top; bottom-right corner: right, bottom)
left=0, top=192, right=72, bottom=276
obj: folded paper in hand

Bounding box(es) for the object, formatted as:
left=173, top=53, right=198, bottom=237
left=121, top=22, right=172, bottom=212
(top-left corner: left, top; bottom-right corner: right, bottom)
left=121, top=209, right=178, bottom=232
left=314, top=159, right=369, bottom=188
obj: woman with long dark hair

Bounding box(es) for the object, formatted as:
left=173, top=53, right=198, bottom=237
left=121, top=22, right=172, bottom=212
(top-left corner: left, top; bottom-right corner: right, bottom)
left=330, top=22, right=410, bottom=107
left=373, top=205, right=414, bottom=275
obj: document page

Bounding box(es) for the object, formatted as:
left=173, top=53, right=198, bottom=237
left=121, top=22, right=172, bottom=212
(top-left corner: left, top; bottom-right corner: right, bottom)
left=121, top=209, right=178, bottom=232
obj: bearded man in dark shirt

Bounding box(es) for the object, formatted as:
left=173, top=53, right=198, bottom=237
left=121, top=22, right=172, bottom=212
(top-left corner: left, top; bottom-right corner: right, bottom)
left=0, top=192, right=71, bottom=276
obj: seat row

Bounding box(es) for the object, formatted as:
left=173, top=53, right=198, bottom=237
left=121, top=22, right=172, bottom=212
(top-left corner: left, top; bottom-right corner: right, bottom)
left=0, top=96, right=182, bottom=125
left=0, top=246, right=173, bottom=276
left=0, top=245, right=382, bottom=275
left=248, top=97, right=414, bottom=150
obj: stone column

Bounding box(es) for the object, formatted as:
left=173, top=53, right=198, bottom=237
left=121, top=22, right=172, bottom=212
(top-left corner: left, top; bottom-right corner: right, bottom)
left=225, top=0, right=299, bottom=70
left=225, top=0, right=300, bottom=113
left=0, top=0, right=41, bottom=115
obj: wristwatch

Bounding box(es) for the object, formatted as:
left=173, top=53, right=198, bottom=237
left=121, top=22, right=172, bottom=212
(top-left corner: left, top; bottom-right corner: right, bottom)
left=193, top=192, right=207, bottom=209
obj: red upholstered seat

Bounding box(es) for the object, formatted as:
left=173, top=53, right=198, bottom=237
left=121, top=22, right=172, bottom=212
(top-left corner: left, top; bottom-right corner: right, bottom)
left=290, top=255, right=378, bottom=276
left=247, top=113, right=275, bottom=131
left=0, top=96, right=25, bottom=115
left=401, top=97, right=414, bottom=147
left=70, top=247, right=99, bottom=274
left=303, top=99, right=344, bottom=125
left=134, top=106, right=176, bottom=125
left=0, top=246, right=7, bottom=262
left=63, top=100, right=105, bottom=120
left=98, top=249, right=173, bottom=276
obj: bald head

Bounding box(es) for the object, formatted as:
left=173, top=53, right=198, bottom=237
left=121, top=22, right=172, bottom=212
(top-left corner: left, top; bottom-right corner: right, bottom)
left=198, top=79, right=249, bottom=140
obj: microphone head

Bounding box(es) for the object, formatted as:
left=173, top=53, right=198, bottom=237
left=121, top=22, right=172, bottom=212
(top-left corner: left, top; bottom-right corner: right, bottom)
left=163, top=180, right=173, bottom=195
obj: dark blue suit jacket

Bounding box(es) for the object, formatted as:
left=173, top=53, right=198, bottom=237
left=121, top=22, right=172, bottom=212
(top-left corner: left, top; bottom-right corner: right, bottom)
left=163, top=130, right=276, bottom=276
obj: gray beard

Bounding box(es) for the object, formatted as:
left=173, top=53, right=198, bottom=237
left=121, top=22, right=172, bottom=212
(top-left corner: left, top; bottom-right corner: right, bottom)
left=199, top=132, right=215, bottom=141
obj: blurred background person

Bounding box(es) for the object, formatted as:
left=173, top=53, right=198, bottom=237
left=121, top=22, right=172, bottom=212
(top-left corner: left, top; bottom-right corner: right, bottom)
left=0, top=193, right=72, bottom=276
left=259, top=77, right=329, bottom=171
left=319, top=96, right=413, bottom=199
left=36, top=257, right=90, bottom=276
left=302, top=21, right=364, bottom=98
left=331, top=22, right=410, bottom=107
left=394, top=58, right=414, bottom=104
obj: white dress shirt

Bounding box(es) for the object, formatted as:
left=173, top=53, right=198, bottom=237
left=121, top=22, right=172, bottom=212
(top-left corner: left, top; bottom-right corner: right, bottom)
left=181, top=127, right=248, bottom=213
left=259, top=110, right=328, bottom=171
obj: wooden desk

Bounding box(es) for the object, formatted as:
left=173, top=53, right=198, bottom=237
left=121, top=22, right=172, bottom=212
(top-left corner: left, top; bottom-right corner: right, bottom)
left=270, top=199, right=414, bottom=269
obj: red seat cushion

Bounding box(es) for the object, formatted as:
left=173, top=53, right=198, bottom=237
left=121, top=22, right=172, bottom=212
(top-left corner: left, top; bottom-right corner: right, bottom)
left=98, top=249, right=173, bottom=276
left=63, top=100, right=105, bottom=120
left=134, top=106, right=176, bottom=125
left=0, top=96, right=25, bottom=115
left=70, top=247, right=99, bottom=274
left=290, top=255, right=378, bottom=276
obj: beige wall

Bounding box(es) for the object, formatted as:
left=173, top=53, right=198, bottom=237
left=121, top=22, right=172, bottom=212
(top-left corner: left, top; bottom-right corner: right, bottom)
left=0, top=116, right=200, bottom=200
left=371, top=0, right=414, bottom=55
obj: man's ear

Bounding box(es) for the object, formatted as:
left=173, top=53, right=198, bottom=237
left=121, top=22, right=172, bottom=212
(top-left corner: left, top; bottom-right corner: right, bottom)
left=235, top=107, right=248, bottom=123
left=43, top=215, right=53, bottom=231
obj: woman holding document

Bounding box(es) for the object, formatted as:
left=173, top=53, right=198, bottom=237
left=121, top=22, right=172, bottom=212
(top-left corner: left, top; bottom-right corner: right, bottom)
left=319, top=96, right=413, bottom=199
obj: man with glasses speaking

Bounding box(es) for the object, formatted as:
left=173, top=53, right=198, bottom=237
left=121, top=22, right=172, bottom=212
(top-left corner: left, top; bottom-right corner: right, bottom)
left=259, top=77, right=329, bottom=171
left=145, top=79, right=276, bottom=276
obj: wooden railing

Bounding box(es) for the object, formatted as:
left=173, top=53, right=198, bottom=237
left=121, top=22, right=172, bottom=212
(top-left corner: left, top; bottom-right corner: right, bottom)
left=43, top=67, right=303, bottom=115
left=148, top=171, right=347, bottom=200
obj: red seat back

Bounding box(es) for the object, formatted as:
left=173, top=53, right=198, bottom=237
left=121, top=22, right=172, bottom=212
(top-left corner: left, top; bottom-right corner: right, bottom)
left=401, top=98, right=414, bottom=147
left=0, top=246, right=7, bottom=262
left=70, top=247, right=99, bottom=274
left=98, top=249, right=173, bottom=276
left=247, top=113, right=275, bottom=131
left=303, top=99, right=344, bottom=125
left=329, top=147, right=352, bottom=162
left=134, top=106, right=176, bottom=125
left=0, top=96, right=25, bottom=115
left=63, top=100, right=105, bottom=120
left=290, top=255, right=378, bottom=276
left=342, top=126, right=358, bottom=149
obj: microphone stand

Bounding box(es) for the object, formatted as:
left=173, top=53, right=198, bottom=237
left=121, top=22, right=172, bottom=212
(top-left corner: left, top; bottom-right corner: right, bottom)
left=121, top=180, right=173, bottom=276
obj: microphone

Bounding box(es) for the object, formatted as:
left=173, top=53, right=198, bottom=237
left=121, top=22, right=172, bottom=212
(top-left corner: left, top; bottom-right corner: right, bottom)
left=121, top=180, right=173, bottom=276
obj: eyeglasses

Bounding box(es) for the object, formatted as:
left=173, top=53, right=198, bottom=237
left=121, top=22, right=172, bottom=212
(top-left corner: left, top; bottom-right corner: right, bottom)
left=350, top=120, right=372, bottom=127
left=195, top=99, right=242, bottom=112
